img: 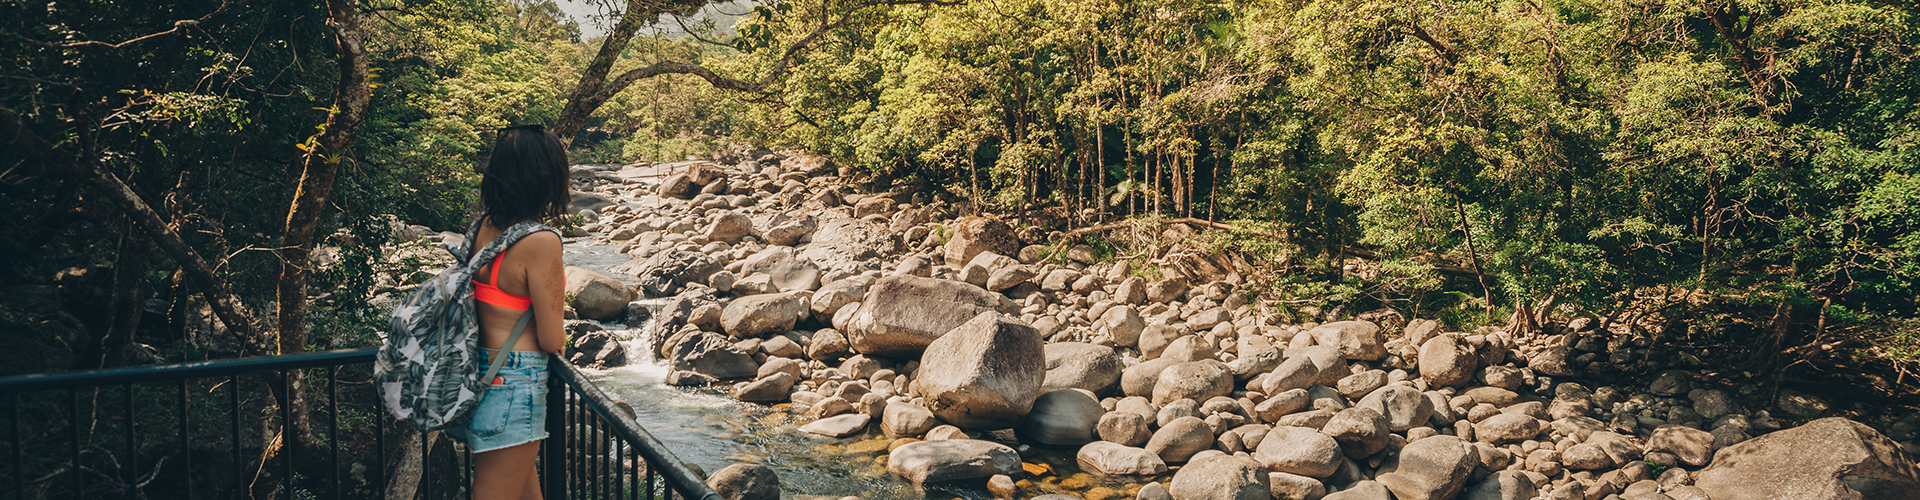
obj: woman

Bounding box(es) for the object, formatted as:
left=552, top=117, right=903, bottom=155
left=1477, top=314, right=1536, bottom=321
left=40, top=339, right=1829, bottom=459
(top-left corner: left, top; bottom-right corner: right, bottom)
left=465, top=125, right=571, bottom=500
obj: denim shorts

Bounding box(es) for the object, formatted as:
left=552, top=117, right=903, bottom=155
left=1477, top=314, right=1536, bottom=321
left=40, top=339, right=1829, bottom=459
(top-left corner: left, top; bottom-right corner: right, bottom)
left=466, top=350, right=550, bottom=453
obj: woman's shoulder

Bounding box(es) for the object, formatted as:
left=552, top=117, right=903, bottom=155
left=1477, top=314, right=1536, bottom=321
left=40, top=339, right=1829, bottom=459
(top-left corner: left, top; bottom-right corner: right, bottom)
left=509, top=229, right=563, bottom=254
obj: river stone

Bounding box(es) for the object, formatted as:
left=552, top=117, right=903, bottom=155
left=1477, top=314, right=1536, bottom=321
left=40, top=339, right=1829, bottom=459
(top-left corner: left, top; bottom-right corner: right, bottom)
left=807, top=328, right=850, bottom=361
left=1099, top=410, right=1153, bottom=447
left=734, top=372, right=795, bottom=402
left=1646, top=425, right=1715, bottom=467
left=1122, top=357, right=1182, bottom=397
left=1461, top=470, right=1539, bottom=500
left=1474, top=413, right=1543, bottom=444
left=564, top=267, right=635, bottom=320
left=1162, top=336, right=1216, bottom=362
left=917, top=312, right=1044, bottom=429
left=985, top=265, right=1038, bottom=292
left=1147, top=278, right=1190, bottom=303
left=883, top=402, right=940, bottom=439
left=1377, top=435, right=1475, bottom=500
left=1417, top=335, right=1476, bottom=388
left=670, top=332, right=760, bottom=380
left=1140, top=324, right=1182, bottom=359
left=1334, top=370, right=1386, bottom=400
left=799, top=413, right=870, bottom=438
left=748, top=353, right=802, bottom=380
left=706, top=463, right=779, bottom=500
left=1152, top=360, right=1234, bottom=405
left=1306, top=321, right=1385, bottom=361
left=1170, top=454, right=1271, bottom=500
left=1099, top=305, right=1147, bottom=347
left=942, top=218, right=1020, bottom=268
left=1255, top=389, right=1310, bottom=423
left=721, top=293, right=807, bottom=338
left=1229, top=338, right=1282, bottom=380
left=1695, top=417, right=1920, bottom=500
left=1255, top=426, right=1343, bottom=478
left=738, top=246, right=822, bottom=293
left=1042, top=342, right=1123, bottom=395
left=844, top=274, right=1002, bottom=357
left=1321, top=481, right=1391, bottom=500
left=1322, top=407, right=1390, bottom=459
left=811, top=278, right=868, bottom=317
left=1561, top=443, right=1612, bottom=470
left=1147, top=416, right=1215, bottom=463
left=1294, top=345, right=1350, bottom=387
left=1354, top=385, right=1433, bottom=432
left=1077, top=441, right=1169, bottom=476
left=706, top=210, right=756, bottom=242
left=1261, top=357, right=1321, bottom=396
left=1019, top=390, right=1104, bottom=446
left=886, top=439, right=1022, bottom=486
left=617, top=249, right=722, bottom=298
left=1266, top=471, right=1324, bottom=500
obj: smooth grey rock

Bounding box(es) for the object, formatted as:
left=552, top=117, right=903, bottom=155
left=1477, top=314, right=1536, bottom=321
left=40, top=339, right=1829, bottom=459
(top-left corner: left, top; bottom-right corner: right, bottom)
left=1417, top=335, right=1476, bottom=388
left=885, top=439, right=1021, bottom=486
left=1169, top=454, right=1271, bottom=500
left=1354, top=385, right=1433, bottom=432
left=1019, top=390, right=1104, bottom=446
left=1306, top=321, right=1385, bottom=361
left=1153, top=360, right=1235, bottom=405
left=1695, top=417, right=1920, bottom=500
left=564, top=267, right=635, bottom=320
left=1460, top=470, right=1539, bottom=500
left=1123, top=357, right=1182, bottom=398
left=1147, top=416, right=1215, bottom=463
left=1254, top=426, right=1343, bottom=478
left=1267, top=471, right=1326, bottom=500
left=917, top=312, right=1045, bottom=429
left=798, top=413, right=870, bottom=438
left=1376, top=435, right=1474, bottom=500
left=1322, top=407, right=1390, bottom=459
left=882, top=402, right=939, bottom=439
left=1099, top=410, right=1153, bottom=447
left=706, top=464, right=780, bottom=500
left=734, top=372, right=796, bottom=402
left=1474, top=413, right=1543, bottom=444
left=1042, top=342, right=1124, bottom=395
left=1646, top=425, right=1715, bottom=467
left=843, top=274, right=1003, bottom=357
left=1077, top=441, right=1170, bottom=476
left=721, top=293, right=807, bottom=338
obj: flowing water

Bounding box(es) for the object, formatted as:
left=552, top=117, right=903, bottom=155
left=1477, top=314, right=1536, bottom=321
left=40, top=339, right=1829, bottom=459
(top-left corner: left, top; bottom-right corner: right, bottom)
left=563, top=227, right=1164, bottom=500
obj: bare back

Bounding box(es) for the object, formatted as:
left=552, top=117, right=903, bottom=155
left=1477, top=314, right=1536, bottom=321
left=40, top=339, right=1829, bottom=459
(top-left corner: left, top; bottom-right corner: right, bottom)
left=469, top=221, right=568, bottom=354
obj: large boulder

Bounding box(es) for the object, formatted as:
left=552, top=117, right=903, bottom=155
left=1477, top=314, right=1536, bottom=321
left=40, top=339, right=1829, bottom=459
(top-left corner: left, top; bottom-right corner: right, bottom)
left=1474, top=414, right=1543, bottom=444
left=1077, top=441, right=1169, bottom=476
left=1417, top=334, right=1476, bottom=388
left=1646, top=425, right=1716, bottom=467
left=1322, top=407, right=1390, bottom=459
left=1042, top=342, right=1124, bottom=395
left=1306, top=321, right=1385, bottom=361
left=1460, top=470, right=1538, bottom=500
left=882, top=402, right=940, bottom=439
left=1254, top=426, right=1343, bottom=478
left=1152, top=360, right=1235, bottom=405
left=843, top=274, right=1002, bottom=357
left=1018, top=390, right=1105, bottom=446
left=1376, top=435, right=1475, bottom=500
left=796, top=215, right=895, bottom=277
left=811, top=278, right=869, bottom=317
left=564, top=267, right=634, bottom=320
left=738, top=246, right=822, bottom=293
left=669, top=332, right=760, bottom=380
left=706, top=464, right=779, bottom=500
left=721, top=293, right=807, bottom=338
left=942, top=218, right=1021, bottom=270
left=917, top=312, right=1046, bottom=429
left=1147, top=416, right=1216, bottom=463
left=1169, top=455, right=1272, bottom=500
left=568, top=190, right=615, bottom=213
left=613, top=250, right=721, bottom=297
left=1123, top=357, right=1182, bottom=397
left=1694, top=417, right=1920, bottom=500
left=706, top=210, right=757, bottom=242
left=1353, top=385, right=1434, bottom=432
left=886, top=439, right=1022, bottom=486
left=1098, top=305, right=1146, bottom=347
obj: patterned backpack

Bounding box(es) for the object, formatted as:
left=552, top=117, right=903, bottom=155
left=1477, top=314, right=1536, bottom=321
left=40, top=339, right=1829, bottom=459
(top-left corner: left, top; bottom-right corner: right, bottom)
left=376, top=220, right=557, bottom=432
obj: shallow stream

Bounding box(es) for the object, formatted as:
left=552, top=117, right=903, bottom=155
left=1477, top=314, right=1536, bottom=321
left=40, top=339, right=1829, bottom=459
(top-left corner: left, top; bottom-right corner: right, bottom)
left=562, top=213, right=1169, bottom=500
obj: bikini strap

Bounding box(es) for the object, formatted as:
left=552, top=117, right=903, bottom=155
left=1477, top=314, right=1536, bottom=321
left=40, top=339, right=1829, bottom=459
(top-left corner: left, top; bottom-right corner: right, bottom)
left=488, top=250, right=507, bottom=286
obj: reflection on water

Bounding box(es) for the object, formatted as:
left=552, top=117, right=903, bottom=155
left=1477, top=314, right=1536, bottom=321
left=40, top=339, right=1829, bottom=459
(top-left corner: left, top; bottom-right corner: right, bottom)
left=563, top=241, right=1170, bottom=500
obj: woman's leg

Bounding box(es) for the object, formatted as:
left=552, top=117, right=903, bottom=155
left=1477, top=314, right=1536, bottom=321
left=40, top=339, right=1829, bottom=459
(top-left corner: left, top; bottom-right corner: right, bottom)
left=472, top=440, right=540, bottom=500
left=521, top=441, right=545, bottom=500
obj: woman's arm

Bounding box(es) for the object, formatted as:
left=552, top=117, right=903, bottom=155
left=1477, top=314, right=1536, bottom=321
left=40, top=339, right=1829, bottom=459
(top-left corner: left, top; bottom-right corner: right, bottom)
left=520, top=230, right=569, bottom=354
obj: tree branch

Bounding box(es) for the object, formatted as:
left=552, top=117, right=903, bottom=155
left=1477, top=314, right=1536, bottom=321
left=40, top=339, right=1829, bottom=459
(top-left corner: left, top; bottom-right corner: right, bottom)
left=5, top=0, right=232, bottom=50
left=0, top=107, right=271, bottom=356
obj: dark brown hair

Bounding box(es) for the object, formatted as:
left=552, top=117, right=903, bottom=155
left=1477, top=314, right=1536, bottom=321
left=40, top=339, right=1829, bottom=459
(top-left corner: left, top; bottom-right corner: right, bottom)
left=480, top=125, right=570, bottom=228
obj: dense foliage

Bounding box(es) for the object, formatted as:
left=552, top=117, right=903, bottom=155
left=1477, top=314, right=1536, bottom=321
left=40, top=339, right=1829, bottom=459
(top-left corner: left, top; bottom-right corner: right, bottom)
left=3, top=0, right=1916, bottom=379
left=705, top=0, right=1920, bottom=372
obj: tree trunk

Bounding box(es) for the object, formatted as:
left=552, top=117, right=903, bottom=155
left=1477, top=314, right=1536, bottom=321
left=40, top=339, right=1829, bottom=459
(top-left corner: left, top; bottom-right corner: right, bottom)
left=264, top=0, right=371, bottom=485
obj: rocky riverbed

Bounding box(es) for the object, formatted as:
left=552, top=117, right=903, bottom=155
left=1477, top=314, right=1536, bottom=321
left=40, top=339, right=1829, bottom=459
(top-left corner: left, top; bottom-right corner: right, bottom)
left=455, top=152, right=1920, bottom=500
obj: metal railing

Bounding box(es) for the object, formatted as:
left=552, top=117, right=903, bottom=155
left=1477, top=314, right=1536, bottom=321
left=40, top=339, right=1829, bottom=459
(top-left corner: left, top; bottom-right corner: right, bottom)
left=0, top=348, right=720, bottom=500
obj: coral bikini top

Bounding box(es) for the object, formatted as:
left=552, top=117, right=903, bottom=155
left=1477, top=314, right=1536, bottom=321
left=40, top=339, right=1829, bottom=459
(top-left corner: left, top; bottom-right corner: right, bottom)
left=472, top=251, right=531, bottom=311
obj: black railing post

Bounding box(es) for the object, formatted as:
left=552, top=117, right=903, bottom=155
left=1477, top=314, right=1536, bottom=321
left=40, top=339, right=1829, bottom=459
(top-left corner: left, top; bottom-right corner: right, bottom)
left=544, top=360, right=565, bottom=500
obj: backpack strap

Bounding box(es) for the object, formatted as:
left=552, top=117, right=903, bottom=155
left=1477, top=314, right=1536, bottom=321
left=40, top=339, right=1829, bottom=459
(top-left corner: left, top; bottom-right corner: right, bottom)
left=479, top=311, right=535, bottom=385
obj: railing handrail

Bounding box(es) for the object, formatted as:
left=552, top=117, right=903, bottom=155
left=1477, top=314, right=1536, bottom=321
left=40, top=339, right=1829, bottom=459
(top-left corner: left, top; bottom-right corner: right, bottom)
left=549, top=358, right=724, bottom=500
left=0, top=348, right=379, bottom=393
